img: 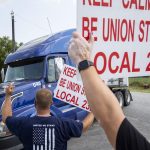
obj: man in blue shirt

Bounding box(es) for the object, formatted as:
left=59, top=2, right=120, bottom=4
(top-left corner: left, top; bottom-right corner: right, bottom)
left=2, top=85, right=94, bottom=150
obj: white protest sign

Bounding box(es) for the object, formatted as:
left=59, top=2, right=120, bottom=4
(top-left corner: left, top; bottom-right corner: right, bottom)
left=77, top=0, right=150, bottom=78
left=54, top=64, right=91, bottom=112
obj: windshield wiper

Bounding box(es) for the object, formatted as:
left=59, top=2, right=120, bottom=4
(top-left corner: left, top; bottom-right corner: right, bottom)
left=15, top=78, right=25, bottom=81
left=4, top=78, right=24, bottom=82
left=4, top=80, right=13, bottom=83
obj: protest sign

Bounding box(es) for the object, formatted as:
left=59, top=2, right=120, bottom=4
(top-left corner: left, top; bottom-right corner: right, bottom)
left=77, top=0, right=150, bottom=78
left=54, top=64, right=91, bottom=112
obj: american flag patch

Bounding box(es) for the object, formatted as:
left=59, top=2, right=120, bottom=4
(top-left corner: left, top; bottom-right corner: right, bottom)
left=33, top=124, right=55, bottom=150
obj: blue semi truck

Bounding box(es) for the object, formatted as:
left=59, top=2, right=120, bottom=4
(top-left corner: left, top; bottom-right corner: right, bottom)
left=0, top=29, right=132, bottom=149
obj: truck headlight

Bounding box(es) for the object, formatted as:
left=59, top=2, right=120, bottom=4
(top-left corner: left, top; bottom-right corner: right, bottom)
left=0, top=122, right=11, bottom=137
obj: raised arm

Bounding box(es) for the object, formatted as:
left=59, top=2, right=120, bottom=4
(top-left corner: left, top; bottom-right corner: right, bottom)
left=68, top=32, right=125, bottom=148
left=2, top=84, right=14, bottom=123
left=82, top=112, right=94, bottom=132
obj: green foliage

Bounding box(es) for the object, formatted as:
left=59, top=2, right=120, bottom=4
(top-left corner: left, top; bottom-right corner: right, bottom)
left=129, top=77, right=150, bottom=86
left=0, top=36, right=23, bottom=82
left=129, top=77, right=150, bottom=93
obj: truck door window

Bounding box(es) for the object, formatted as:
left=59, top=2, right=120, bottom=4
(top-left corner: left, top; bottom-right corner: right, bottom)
left=48, top=57, right=64, bottom=82
left=48, top=59, right=55, bottom=82
left=55, top=57, right=64, bottom=80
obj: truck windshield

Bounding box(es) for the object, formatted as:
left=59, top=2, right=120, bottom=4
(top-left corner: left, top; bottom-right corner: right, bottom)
left=4, top=58, right=44, bottom=82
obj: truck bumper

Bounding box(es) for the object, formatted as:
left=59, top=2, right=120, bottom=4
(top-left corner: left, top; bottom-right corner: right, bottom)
left=0, top=135, right=23, bottom=150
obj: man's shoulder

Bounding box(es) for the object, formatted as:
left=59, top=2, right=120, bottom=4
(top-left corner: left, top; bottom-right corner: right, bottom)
left=6, top=115, right=30, bottom=125
left=58, top=117, right=83, bottom=128
left=6, top=115, right=30, bottom=121
left=116, top=118, right=150, bottom=150
left=60, top=117, right=82, bottom=123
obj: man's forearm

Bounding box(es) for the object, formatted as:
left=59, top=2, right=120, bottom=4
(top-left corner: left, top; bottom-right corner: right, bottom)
left=2, top=95, right=12, bottom=123
left=80, top=66, right=125, bottom=147
left=82, top=112, right=94, bottom=132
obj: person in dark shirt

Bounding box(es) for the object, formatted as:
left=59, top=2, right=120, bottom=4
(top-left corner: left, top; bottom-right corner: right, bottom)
left=2, top=85, right=94, bottom=150
left=68, top=31, right=150, bottom=150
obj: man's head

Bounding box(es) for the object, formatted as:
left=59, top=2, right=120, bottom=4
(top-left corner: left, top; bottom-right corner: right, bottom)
left=35, top=89, right=53, bottom=111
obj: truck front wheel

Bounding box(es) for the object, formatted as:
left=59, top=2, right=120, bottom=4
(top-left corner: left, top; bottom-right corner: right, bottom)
left=115, top=91, right=124, bottom=108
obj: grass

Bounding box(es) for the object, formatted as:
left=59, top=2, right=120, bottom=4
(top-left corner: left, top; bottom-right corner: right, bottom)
left=129, top=86, right=150, bottom=93
left=129, top=77, right=150, bottom=93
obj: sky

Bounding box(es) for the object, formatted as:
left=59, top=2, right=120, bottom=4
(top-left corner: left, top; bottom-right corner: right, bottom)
left=0, top=0, right=76, bottom=43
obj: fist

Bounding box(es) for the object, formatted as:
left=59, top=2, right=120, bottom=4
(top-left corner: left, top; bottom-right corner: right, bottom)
left=68, top=32, right=93, bottom=65
left=5, top=84, right=14, bottom=96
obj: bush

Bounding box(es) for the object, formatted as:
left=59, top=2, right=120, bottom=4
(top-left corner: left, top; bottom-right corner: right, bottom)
left=129, top=77, right=150, bottom=87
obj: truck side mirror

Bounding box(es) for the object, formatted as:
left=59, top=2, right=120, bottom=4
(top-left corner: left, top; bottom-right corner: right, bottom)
left=1, top=68, right=5, bottom=82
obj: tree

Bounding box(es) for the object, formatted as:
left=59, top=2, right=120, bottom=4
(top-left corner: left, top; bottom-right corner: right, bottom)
left=0, top=36, right=23, bottom=82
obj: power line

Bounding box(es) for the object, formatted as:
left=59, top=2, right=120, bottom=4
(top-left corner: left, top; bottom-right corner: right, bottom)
left=47, top=17, right=53, bottom=35
left=1, top=4, right=50, bottom=33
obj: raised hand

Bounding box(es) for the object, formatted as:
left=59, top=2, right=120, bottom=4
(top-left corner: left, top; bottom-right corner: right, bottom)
left=68, top=32, right=93, bottom=65
left=5, top=84, right=14, bottom=96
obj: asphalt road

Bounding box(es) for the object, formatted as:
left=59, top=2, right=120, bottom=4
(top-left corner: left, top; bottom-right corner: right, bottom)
left=68, top=92, right=150, bottom=150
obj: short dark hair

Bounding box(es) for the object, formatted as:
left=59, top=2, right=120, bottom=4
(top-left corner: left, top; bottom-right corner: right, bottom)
left=35, top=89, right=53, bottom=110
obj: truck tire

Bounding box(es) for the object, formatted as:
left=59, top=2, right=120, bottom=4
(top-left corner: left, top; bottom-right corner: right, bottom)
left=124, top=89, right=132, bottom=106
left=115, top=91, right=124, bottom=108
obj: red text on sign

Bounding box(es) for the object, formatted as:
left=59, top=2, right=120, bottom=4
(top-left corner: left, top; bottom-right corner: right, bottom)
left=81, top=100, right=91, bottom=111
left=94, top=51, right=140, bottom=74
left=63, top=66, right=76, bottom=78
left=122, top=0, right=150, bottom=10
left=146, top=52, right=150, bottom=71
left=66, top=81, right=81, bottom=93
left=82, top=0, right=112, bottom=7
left=59, top=78, right=66, bottom=87
left=80, top=87, right=86, bottom=96
left=56, top=90, right=79, bottom=106
left=138, top=20, right=150, bottom=42
left=103, top=18, right=135, bottom=42
left=82, top=17, right=98, bottom=41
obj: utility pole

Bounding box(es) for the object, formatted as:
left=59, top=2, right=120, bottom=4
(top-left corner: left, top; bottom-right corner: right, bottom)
left=11, top=10, right=15, bottom=52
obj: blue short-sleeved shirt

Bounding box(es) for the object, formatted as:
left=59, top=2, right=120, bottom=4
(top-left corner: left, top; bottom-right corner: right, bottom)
left=6, top=116, right=83, bottom=150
